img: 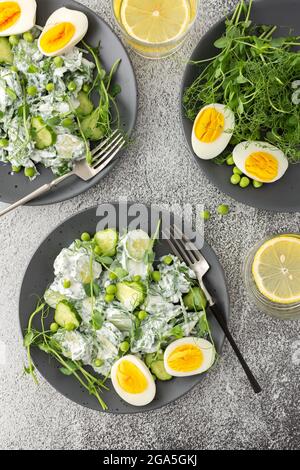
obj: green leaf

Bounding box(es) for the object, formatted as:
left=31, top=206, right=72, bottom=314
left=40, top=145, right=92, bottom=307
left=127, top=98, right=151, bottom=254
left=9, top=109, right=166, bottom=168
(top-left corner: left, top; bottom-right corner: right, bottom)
left=97, top=256, right=114, bottom=265
left=214, top=37, right=230, bottom=49
left=59, top=360, right=78, bottom=376
left=84, top=281, right=101, bottom=297
left=171, top=325, right=184, bottom=339
left=91, top=309, right=103, bottom=330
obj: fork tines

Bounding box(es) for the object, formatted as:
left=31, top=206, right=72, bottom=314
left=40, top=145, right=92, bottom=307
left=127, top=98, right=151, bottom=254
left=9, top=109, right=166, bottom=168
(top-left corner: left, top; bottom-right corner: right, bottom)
left=92, top=131, right=126, bottom=172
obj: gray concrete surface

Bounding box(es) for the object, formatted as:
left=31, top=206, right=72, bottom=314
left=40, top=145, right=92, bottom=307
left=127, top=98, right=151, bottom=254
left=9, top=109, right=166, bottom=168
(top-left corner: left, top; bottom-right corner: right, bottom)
left=0, top=0, right=300, bottom=451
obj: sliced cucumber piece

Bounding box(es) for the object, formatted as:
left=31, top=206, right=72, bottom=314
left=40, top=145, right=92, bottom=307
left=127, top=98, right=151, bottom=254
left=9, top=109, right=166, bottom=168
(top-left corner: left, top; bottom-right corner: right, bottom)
left=125, top=230, right=150, bottom=261
left=76, top=91, right=93, bottom=117
left=183, top=287, right=207, bottom=311
left=31, top=116, right=57, bottom=150
left=145, top=351, right=163, bottom=368
left=151, top=361, right=172, bottom=381
left=54, top=300, right=81, bottom=329
left=116, top=281, right=145, bottom=310
left=81, top=109, right=105, bottom=141
left=94, top=229, right=118, bottom=256
left=0, top=38, right=13, bottom=64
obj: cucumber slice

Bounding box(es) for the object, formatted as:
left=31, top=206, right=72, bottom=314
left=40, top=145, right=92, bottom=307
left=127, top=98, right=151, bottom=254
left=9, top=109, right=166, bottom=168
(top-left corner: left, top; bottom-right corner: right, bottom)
left=0, top=38, right=13, bottom=64
left=150, top=361, right=172, bottom=381
left=54, top=300, right=81, bottom=329
left=44, top=289, right=66, bottom=309
left=116, top=281, right=145, bottom=310
left=32, top=116, right=57, bottom=150
left=94, top=229, right=118, bottom=256
left=81, top=109, right=105, bottom=141
left=145, top=351, right=163, bottom=368
left=125, top=230, right=150, bottom=261
left=183, top=287, right=207, bottom=311
left=76, top=91, right=93, bottom=117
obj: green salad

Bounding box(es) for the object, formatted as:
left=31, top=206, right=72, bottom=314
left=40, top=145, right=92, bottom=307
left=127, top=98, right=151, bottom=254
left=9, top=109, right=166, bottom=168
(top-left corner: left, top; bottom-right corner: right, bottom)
left=24, top=227, right=215, bottom=410
left=0, top=28, right=120, bottom=179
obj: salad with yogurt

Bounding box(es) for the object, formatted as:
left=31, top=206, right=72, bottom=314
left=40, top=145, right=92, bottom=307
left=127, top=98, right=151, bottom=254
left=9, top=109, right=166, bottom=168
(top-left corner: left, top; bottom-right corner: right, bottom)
left=24, top=227, right=216, bottom=410
left=0, top=2, right=121, bottom=179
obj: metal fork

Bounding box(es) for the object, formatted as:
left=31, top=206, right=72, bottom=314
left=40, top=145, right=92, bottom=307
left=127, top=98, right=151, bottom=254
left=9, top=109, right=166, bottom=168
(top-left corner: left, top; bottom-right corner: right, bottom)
left=0, top=130, right=126, bottom=217
left=164, top=224, right=262, bottom=395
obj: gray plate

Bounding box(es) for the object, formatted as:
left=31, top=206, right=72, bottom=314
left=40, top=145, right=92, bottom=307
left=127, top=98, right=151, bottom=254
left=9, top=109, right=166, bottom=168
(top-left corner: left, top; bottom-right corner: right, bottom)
left=181, top=0, right=300, bottom=212
left=0, top=0, right=137, bottom=205
left=19, top=203, right=230, bottom=414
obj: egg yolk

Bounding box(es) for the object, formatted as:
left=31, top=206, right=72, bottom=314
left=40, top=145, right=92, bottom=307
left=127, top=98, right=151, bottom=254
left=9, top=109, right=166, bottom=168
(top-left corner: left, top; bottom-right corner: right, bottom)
left=0, top=2, right=21, bottom=31
left=245, top=151, right=278, bottom=181
left=117, top=360, right=148, bottom=394
left=40, top=22, right=75, bottom=53
left=195, top=107, right=225, bottom=143
left=167, top=344, right=203, bottom=372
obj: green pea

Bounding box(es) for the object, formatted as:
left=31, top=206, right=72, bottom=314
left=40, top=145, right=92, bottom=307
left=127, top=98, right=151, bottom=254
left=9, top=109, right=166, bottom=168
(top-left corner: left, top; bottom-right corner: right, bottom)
left=27, top=85, right=37, bottom=96
left=80, top=232, right=91, bottom=242
left=151, top=271, right=161, bottom=282
left=27, top=64, right=38, bottom=73
left=24, top=167, right=35, bottom=178
left=239, top=176, right=250, bottom=188
left=133, top=275, right=141, bottom=282
left=230, top=174, right=241, bottom=185
left=12, top=165, right=21, bottom=173
left=50, top=322, right=59, bottom=333
left=65, top=323, right=76, bottom=331
left=217, top=204, right=229, bottom=216
left=119, top=341, right=130, bottom=353
left=106, top=284, right=117, bottom=295
left=53, top=56, right=64, bottom=67
left=109, top=271, right=118, bottom=280
left=82, top=84, right=90, bottom=93
left=94, top=246, right=102, bottom=255
left=105, top=294, right=114, bottom=303
left=200, top=210, right=211, bottom=221
left=23, top=32, right=34, bottom=43
left=10, top=65, right=18, bottom=73
left=138, top=310, right=148, bottom=321
left=0, top=138, right=8, bottom=148
left=233, top=166, right=243, bottom=175
left=62, top=117, right=74, bottom=128
left=163, top=255, right=173, bottom=265
left=253, top=180, right=263, bottom=189
left=9, top=35, right=19, bottom=46
left=46, top=82, right=54, bottom=92
left=94, top=358, right=104, bottom=367
left=63, top=279, right=71, bottom=288
left=226, top=155, right=234, bottom=165
left=67, top=81, right=77, bottom=92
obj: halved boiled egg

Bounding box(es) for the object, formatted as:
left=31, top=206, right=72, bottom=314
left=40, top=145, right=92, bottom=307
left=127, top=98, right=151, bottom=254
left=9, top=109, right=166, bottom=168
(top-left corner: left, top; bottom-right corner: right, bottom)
left=164, top=337, right=215, bottom=377
left=111, top=355, right=156, bottom=406
left=191, top=103, right=235, bottom=160
left=0, top=0, right=36, bottom=36
left=233, top=141, right=289, bottom=183
left=38, top=7, right=88, bottom=57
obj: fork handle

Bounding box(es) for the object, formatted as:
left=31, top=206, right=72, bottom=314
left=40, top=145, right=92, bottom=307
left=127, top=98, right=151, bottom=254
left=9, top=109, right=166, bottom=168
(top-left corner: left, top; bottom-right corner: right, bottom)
left=209, top=304, right=262, bottom=394
left=0, top=172, right=72, bottom=217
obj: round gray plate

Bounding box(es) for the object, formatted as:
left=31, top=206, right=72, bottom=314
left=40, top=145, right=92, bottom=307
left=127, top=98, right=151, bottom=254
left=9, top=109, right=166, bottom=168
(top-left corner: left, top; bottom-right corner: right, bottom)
left=19, top=203, right=230, bottom=414
left=181, top=0, right=300, bottom=212
left=0, top=0, right=137, bottom=205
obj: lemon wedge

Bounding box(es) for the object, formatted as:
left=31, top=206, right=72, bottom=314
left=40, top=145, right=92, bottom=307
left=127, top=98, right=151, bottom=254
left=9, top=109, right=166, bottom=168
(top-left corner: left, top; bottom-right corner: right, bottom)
left=252, top=236, right=300, bottom=304
left=120, top=0, right=190, bottom=44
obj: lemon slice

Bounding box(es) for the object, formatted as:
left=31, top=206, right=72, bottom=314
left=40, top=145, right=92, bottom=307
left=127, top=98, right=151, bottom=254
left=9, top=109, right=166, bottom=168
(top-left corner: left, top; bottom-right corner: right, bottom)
left=120, top=0, right=190, bottom=44
left=252, top=236, right=300, bottom=304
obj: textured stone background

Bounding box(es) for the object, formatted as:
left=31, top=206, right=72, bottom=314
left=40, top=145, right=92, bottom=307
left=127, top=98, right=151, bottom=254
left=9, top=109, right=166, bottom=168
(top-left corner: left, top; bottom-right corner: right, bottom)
left=0, top=0, right=300, bottom=450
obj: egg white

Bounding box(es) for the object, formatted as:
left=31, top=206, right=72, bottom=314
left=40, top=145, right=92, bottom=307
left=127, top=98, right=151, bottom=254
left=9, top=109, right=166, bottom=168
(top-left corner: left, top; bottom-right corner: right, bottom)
left=111, top=355, right=156, bottom=406
left=164, top=337, right=215, bottom=377
left=233, top=141, right=289, bottom=183
left=0, top=0, right=36, bottom=36
left=191, top=103, right=235, bottom=160
left=38, top=7, right=88, bottom=57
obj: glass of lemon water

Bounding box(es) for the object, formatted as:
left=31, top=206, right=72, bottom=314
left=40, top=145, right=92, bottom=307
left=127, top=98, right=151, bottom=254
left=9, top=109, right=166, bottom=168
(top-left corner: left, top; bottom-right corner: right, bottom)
left=112, top=0, right=199, bottom=59
left=243, top=234, right=300, bottom=320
